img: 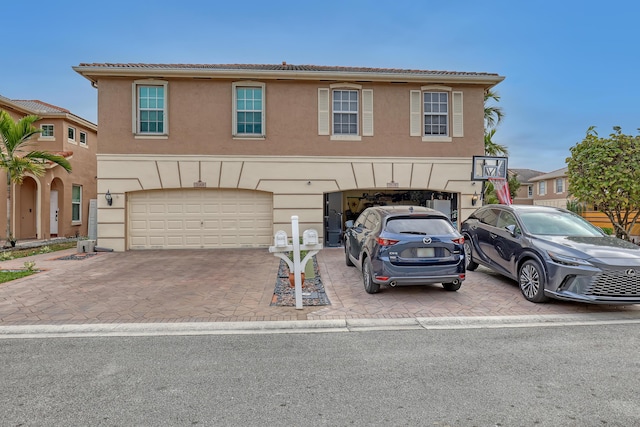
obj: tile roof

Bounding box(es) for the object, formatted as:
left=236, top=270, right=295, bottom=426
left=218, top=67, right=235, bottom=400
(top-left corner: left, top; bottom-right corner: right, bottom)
left=10, top=100, right=70, bottom=114
left=76, top=62, right=502, bottom=78
left=509, top=168, right=545, bottom=182
left=0, top=95, right=96, bottom=128
left=529, top=167, right=568, bottom=181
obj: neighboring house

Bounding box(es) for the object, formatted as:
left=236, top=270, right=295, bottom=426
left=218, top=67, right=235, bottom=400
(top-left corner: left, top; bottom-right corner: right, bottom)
left=509, top=168, right=544, bottom=205
left=529, top=167, right=569, bottom=208
left=73, top=63, right=504, bottom=251
left=0, top=95, right=97, bottom=241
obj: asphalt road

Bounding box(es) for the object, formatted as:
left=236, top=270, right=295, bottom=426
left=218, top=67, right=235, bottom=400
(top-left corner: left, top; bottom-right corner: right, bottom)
left=2, top=324, right=639, bottom=426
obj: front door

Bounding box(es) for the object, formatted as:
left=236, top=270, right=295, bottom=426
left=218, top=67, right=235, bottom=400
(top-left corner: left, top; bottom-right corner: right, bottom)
left=19, top=178, right=37, bottom=239
left=50, top=190, right=59, bottom=236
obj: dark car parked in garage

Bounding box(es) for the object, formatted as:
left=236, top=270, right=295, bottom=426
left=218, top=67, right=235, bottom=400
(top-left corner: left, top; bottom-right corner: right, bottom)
left=344, top=206, right=465, bottom=294
left=461, top=204, right=640, bottom=304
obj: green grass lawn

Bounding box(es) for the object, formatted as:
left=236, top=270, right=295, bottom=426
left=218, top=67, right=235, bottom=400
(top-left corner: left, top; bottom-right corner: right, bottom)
left=0, top=270, right=36, bottom=284
left=0, top=241, right=77, bottom=283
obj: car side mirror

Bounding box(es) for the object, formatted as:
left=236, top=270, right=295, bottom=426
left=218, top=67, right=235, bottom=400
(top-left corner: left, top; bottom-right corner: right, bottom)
left=345, top=220, right=354, bottom=229
left=505, top=224, right=518, bottom=237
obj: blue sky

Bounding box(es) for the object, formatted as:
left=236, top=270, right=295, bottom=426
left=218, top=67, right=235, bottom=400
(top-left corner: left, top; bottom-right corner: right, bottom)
left=2, top=0, right=637, bottom=172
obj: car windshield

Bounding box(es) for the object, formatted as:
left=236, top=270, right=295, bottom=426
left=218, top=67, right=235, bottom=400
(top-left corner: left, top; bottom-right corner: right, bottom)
left=518, top=211, right=604, bottom=237
left=385, top=217, right=456, bottom=235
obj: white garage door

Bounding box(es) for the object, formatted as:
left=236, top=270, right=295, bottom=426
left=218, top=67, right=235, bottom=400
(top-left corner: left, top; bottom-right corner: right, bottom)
left=128, top=189, right=273, bottom=249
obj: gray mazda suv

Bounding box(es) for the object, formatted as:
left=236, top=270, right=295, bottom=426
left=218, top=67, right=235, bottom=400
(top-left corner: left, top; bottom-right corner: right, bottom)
left=344, top=206, right=465, bottom=294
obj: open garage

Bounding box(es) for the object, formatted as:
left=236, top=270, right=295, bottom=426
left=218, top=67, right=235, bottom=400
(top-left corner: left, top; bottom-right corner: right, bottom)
left=128, top=189, right=273, bottom=249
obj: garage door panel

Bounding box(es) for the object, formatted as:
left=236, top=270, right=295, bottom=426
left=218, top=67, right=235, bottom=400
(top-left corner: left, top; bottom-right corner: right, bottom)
left=129, top=189, right=272, bottom=249
left=184, top=203, right=202, bottom=214
left=203, top=204, right=221, bottom=214
left=147, top=220, right=165, bottom=229
left=149, top=204, right=167, bottom=213
left=184, top=220, right=201, bottom=229
left=149, top=236, right=167, bottom=245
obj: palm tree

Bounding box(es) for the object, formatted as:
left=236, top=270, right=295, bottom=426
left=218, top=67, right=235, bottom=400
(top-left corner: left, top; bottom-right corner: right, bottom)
left=0, top=110, right=72, bottom=246
left=484, top=89, right=504, bottom=130
left=483, top=90, right=508, bottom=157
left=484, top=129, right=509, bottom=156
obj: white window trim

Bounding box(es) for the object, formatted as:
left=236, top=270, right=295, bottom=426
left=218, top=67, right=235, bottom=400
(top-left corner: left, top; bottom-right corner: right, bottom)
left=79, top=131, right=87, bottom=146
left=232, top=81, right=266, bottom=139
left=132, top=79, right=169, bottom=136
left=410, top=85, right=457, bottom=142
left=72, top=184, right=82, bottom=224
left=38, top=124, right=55, bottom=141
left=539, top=182, right=546, bottom=196
left=67, top=126, right=77, bottom=144
left=330, top=82, right=363, bottom=141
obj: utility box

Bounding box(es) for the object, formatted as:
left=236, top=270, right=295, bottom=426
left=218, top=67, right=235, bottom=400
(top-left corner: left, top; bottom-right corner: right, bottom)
left=77, top=240, right=96, bottom=253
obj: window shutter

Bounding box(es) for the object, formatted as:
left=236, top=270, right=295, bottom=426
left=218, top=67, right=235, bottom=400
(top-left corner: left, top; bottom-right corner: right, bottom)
left=452, top=91, right=463, bottom=137
left=410, top=90, right=421, bottom=136
left=362, top=89, right=373, bottom=136
left=318, top=88, right=330, bottom=135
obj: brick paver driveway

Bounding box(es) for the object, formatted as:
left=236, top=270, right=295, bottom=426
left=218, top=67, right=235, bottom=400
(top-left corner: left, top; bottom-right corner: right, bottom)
left=0, top=247, right=638, bottom=325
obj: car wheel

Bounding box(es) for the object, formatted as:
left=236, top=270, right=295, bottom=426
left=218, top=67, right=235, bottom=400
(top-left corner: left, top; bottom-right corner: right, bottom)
left=463, top=236, right=479, bottom=271
left=518, top=259, right=549, bottom=303
left=362, top=258, right=380, bottom=294
left=345, top=244, right=354, bottom=267
left=442, top=282, right=461, bottom=291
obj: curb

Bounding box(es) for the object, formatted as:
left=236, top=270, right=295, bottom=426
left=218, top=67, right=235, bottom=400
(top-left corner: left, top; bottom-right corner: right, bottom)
left=1, top=312, right=640, bottom=338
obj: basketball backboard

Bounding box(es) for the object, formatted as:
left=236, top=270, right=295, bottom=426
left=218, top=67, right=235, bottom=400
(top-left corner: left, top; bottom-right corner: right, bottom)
left=471, top=156, right=508, bottom=181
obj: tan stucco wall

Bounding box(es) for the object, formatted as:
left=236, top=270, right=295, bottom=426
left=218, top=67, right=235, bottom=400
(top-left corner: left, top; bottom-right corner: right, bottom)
left=96, top=78, right=485, bottom=158
left=97, top=154, right=478, bottom=251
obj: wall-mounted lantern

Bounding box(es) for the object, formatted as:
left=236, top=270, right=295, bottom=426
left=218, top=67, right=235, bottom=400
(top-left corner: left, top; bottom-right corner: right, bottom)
left=471, top=191, right=478, bottom=206
left=105, top=190, right=113, bottom=206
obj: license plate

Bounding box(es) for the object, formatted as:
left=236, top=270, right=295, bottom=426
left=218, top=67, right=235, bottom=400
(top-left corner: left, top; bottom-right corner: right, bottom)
left=417, top=248, right=435, bottom=257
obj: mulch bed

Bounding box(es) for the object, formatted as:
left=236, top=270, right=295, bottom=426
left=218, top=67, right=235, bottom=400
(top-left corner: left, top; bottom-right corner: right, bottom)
left=55, top=253, right=98, bottom=261
left=271, top=255, right=331, bottom=307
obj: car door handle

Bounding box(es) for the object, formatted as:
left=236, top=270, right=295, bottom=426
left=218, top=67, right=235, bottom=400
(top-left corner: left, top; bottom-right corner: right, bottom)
left=490, top=233, right=497, bottom=239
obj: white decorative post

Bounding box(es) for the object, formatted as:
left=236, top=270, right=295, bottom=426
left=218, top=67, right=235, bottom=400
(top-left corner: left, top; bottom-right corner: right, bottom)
left=290, top=216, right=303, bottom=308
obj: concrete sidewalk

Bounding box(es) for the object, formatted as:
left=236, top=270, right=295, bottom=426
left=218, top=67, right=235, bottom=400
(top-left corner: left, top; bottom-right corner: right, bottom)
left=0, top=247, right=638, bottom=328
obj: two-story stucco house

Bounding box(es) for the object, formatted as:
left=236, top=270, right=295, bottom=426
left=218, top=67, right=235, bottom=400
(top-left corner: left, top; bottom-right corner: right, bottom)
left=0, top=95, right=97, bottom=242
left=510, top=168, right=544, bottom=205
left=529, top=167, right=569, bottom=208
left=73, top=63, right=504, bottom=251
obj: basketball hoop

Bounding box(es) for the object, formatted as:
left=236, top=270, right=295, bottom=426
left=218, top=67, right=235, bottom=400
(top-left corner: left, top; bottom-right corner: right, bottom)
left=488, top=177, right=511, bottom=205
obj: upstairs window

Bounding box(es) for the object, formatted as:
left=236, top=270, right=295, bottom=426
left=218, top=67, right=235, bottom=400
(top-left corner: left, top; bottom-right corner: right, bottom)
left=68, top=126, right=76, bottom=142
left=317, top=83, right=373, bottom=140
left=232, top=82, right=265, bottom=137
left=79, top=131, right=87, bottom=146
left=410, top=86, right=463, bottom=141
left=423, top=92, right=448, bottom=136
left=133, top=80, right=168, bottom=136
left=41, top=124, right=54, bottom=138
left=333, top=89, right=359, bottom=135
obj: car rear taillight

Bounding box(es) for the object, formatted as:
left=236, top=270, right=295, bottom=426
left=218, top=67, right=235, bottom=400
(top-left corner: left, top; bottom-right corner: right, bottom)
left=452, top=237, right=465, bottom=244
left=376, top=237, right=399, bottom=246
